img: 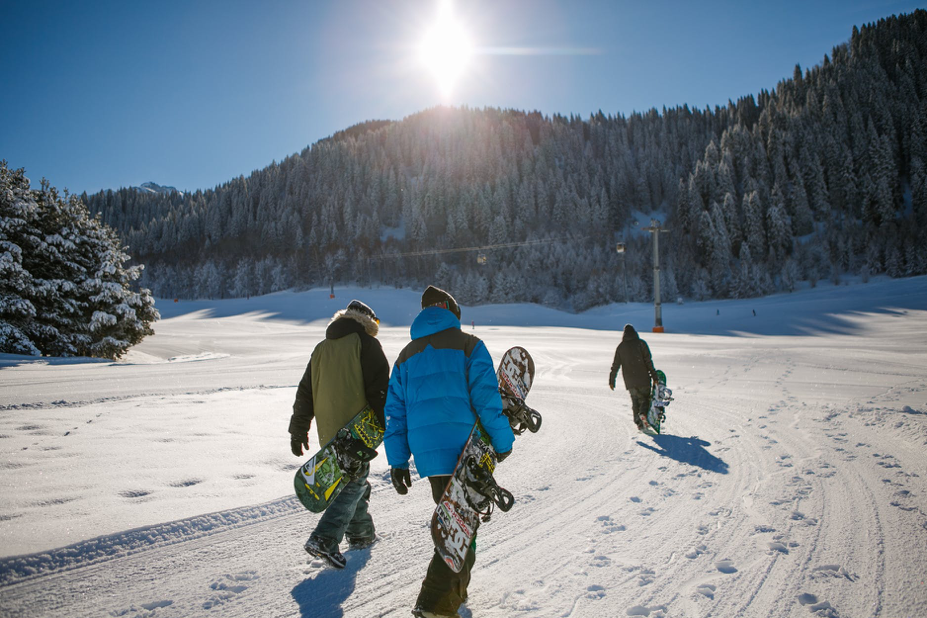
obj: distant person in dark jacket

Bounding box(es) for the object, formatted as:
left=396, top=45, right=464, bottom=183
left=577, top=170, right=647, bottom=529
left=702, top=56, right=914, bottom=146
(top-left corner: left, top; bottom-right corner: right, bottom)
left=288, top=299, right=390, bottom=569
left=384, top=285, right=514, bottom=618
left=608, top=324, right=659, bottom=431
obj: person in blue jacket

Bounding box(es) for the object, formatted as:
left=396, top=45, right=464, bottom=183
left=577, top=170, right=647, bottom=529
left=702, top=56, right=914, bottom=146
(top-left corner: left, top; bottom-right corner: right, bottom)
left=385, top=285, right=514, bottom=618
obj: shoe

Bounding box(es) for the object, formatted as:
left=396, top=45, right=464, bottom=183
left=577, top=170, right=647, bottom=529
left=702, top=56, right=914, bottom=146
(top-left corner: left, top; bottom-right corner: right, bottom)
left=411, top=609, right=460, bottom=618
left=347, top=534, right=379, bottom=551
left=304, top=537, right=346, bottom=569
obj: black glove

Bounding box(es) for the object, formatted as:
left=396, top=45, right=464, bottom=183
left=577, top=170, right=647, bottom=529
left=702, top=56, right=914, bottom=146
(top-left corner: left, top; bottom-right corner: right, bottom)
left=496, top=449, right=512, bottom=463
left=391, top=467, right=412, bottom=495
left=290, top=432, right=309, bottom=457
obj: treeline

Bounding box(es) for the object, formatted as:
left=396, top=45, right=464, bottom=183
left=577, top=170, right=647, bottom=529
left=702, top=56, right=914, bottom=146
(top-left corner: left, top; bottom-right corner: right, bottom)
left=87, top=10, right=927, bottom=310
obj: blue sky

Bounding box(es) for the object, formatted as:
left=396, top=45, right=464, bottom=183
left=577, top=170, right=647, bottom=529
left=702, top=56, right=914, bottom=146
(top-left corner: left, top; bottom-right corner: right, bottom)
left=1, top=0, right=922, bottom=195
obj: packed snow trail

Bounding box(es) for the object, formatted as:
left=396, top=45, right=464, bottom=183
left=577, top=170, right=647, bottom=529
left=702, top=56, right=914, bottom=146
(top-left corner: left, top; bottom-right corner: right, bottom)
left=1, top=279, right=926, bottom=617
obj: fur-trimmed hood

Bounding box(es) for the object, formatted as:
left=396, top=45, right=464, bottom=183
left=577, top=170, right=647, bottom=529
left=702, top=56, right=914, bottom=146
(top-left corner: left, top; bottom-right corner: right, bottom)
left=329, top=308, right=379, bottom=338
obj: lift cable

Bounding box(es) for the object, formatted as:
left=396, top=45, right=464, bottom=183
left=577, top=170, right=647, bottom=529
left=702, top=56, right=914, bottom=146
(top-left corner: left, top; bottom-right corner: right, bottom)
left=367, top=235, right=582, bottom=261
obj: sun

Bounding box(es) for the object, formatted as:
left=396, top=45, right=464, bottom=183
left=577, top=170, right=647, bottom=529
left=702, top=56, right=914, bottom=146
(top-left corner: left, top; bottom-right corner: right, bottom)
left=418, top=1, right=473, bottom=98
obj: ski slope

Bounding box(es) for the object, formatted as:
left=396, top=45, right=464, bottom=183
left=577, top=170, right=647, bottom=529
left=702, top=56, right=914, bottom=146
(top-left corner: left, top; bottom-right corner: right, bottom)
left=2, top=277, right=926, bottom=618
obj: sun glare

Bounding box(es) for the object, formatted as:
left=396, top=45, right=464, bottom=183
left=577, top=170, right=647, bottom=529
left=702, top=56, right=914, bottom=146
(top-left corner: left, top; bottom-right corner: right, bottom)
left=418, top=1, right=473, bottom=98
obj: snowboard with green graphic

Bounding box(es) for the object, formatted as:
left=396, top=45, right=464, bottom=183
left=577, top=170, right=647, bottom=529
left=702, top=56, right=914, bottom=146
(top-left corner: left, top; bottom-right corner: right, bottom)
left=294, top=406, right=383, bottom=513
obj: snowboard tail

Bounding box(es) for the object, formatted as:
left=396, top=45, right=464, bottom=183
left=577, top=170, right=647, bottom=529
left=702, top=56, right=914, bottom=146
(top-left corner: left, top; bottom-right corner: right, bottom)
left=294, top=406, right=383, bottom=513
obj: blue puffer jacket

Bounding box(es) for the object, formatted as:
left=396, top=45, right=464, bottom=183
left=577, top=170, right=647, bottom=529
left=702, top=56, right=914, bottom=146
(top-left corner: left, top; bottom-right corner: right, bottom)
left=384, top=307, right=515, bottom=478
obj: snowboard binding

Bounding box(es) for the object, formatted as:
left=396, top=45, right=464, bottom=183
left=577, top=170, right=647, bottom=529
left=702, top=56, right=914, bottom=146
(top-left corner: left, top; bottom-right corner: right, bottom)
left=332, top=428, right=379, bottom=479
left=501, top=392, right=542, bottom=435
left=463, top=454, right=515, bottom=521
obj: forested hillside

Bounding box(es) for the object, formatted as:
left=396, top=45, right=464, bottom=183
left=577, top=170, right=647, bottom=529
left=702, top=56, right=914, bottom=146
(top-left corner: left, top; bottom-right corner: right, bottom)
left=86, top=11, right=927, bottom=309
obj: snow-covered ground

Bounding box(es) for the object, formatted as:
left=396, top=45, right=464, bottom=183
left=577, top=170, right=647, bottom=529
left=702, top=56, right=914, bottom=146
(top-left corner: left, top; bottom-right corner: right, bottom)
left=1, top=277, right=926, bottom=618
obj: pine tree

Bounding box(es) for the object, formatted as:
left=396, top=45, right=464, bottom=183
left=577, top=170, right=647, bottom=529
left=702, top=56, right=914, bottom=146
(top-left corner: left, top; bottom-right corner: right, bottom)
left=766, top=186, right=791, bottom=263
left=742, top=191, right=767, bottom=258
left=0, top=163, right=41, bottom=355
left=0, top=162, right=157, bottom=358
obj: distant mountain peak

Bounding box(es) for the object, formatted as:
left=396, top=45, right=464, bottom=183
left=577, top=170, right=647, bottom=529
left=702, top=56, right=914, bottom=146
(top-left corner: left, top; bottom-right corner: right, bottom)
left=138, top=182, right=183, bottom=197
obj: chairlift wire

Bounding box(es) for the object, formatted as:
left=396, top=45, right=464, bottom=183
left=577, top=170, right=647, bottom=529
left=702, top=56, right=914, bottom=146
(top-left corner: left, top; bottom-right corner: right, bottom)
left=368, top=235, right=581, bottom=261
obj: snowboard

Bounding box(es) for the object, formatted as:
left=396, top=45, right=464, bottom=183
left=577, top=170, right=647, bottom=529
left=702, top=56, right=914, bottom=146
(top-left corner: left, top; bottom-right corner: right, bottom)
left=643, top=369, right=673, bottom=434
left=294, top=405, right=384, bottom=513
left=431, top=346, right=537, bottom=573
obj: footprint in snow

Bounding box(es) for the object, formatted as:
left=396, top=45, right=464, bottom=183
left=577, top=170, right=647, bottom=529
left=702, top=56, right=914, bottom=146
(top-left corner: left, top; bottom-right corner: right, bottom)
left=685, top=544, right=707, bottom=559
left=202, top=571, right=258, bottom=610
left=768, top=541, right=789, bottom=554
left=597, top=515, right=626, bottom=534
left=119, top=489, right=151, bottom=499
left=696, top=584, right=716, bottom=599
left=169, top=478, right=203, bottom=488
left=638, top=569, right=655, bottom=586
left=585, top=584, right=606, bottom=599
left=626, top=604, right=667, bottom=616
left=110, top=600, right=174, bottom=616
left=715, top=559, right=737, bottom=574
left=890, top=489, right=917, bottom=511
left=811, top=565, right=856, bottom=581
left=798, top=593, right=841, bottom=617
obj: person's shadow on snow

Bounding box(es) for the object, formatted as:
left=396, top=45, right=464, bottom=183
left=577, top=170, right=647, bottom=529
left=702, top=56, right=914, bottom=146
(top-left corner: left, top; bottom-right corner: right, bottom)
left=636, top=434, right=729, bottom=474
left=291, top=549, right=373, bottom=618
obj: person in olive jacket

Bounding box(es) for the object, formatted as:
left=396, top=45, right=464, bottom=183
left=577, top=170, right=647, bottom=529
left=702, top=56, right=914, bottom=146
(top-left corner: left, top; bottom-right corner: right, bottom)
left=288, top=299, right=390, bottom=569
left=608, top=323, right=659, bottom=431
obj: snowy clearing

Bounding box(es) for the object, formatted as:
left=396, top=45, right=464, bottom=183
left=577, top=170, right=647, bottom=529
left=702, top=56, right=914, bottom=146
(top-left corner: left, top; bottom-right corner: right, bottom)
left=1, top=277, right=926, bottom=618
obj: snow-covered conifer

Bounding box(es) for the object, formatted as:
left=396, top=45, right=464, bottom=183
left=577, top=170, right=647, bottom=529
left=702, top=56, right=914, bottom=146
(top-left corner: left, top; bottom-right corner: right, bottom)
left=0, top=162, right=157, bottom=358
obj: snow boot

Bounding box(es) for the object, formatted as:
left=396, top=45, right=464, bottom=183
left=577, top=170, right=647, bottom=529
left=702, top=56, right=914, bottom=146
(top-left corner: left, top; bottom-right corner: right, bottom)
left=304, top=537, right=346, bottom=569
left=347, top=534, right=380, bottom=551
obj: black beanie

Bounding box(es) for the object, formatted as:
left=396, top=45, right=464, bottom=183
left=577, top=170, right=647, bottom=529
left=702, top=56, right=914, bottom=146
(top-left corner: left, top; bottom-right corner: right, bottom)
left=421, top=285, right=461, bottom=319
left=623, top=323, right=638, bottom=340
left=346, top=299, right=377, bottom=322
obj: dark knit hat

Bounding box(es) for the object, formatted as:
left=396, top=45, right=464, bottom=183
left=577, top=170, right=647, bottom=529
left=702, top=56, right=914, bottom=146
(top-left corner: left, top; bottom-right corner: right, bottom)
left=421, top=285, right=460, bottom=319
left=622, top=323, right=639, bottom=340
left=346, top=299, right=378, bottom=323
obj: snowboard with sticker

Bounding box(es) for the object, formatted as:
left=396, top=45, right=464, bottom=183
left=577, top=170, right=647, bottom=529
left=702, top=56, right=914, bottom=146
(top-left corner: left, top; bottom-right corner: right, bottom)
left=643, top=369, right=673, bottom=435
left=431, top=346, right=538, bottom=573
left=294, top=405, right=383, bottom=513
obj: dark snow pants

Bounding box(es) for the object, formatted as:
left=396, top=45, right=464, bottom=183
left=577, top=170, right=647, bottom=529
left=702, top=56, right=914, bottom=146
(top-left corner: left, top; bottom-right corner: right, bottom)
left=309, top=462, right=374, bottom=552
left=629, top=386, right=652, bottom=428
left=415, top=475, right=476, bottom=615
